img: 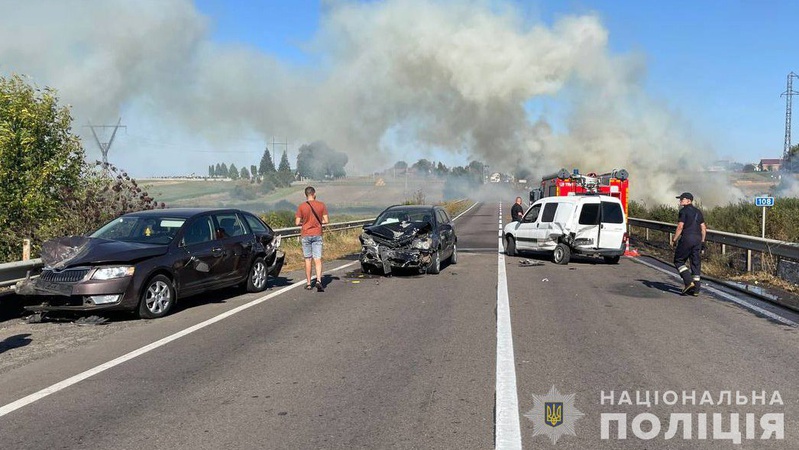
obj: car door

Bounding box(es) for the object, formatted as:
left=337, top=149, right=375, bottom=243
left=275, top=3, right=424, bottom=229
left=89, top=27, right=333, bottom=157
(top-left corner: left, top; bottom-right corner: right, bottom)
left=211, top=212, right=255, bottom=284
left=435, top=208, right=455, bottom=258
left=536, top=201, right=560, bottom=250
left=514, top=203, right=542, bottom=250
left=598, top=200, right=626, bottom=249
left=177, top=215, right=226, bottom=293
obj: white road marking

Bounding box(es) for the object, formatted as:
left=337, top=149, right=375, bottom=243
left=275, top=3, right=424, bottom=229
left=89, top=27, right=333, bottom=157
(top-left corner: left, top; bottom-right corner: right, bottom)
left=0, top=260, right=360, bottom=418
left=495, top=202, right=522, bottom=449
left=453, top=200, right=481, bottom=221
left=632, top=257, right=797, bottom=327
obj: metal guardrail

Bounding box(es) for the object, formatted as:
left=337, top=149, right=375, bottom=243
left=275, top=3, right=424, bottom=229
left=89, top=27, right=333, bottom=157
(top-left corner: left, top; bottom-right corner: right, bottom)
left=628, top=218, right=799, bottom=269
left=274, top=218, right=374, bottom=239
left=0, top=219, right=378, bottom=290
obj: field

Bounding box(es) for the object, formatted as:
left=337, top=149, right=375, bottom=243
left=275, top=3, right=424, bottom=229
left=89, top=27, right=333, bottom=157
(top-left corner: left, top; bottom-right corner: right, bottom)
left=143, top=176, right=448, bottom=218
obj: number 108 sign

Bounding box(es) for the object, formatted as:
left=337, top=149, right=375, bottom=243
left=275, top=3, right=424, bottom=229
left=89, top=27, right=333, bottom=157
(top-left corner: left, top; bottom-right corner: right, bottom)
left=755, top=196, right=775, bottom=207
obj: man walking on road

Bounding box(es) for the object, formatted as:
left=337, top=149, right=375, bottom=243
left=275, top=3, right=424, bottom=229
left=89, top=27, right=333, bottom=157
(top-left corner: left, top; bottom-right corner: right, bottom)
left=511, top=197, right=524, bottom=222
left=671, top=192, right=707, bottom=296
left=295, top=186, right=329, bottom=292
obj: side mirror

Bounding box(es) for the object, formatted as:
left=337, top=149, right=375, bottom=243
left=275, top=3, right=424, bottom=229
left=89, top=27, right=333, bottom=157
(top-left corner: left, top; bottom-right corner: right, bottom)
left=362, top=223, right=372, bottom=229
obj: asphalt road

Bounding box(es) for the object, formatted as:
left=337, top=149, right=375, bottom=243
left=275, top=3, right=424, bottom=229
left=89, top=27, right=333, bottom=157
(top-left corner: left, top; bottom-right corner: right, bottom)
left=2, top=201, right=799, bottom=449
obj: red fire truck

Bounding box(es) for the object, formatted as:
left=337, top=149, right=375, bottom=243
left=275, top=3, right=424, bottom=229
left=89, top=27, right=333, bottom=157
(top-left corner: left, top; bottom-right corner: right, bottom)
left=530, top=168, right=630, bottom=214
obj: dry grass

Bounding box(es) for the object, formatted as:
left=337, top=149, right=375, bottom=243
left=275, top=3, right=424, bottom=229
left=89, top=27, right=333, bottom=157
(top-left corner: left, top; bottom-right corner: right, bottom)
left=279, top=228, right=363, bottom=272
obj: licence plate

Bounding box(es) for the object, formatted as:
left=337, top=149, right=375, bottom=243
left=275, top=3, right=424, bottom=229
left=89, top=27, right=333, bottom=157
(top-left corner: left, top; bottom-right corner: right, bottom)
left=35, top=280, right=73, bottom=296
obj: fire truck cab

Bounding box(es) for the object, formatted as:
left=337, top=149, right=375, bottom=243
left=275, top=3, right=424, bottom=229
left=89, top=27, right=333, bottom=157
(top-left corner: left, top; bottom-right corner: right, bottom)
left=530, top=168, right=629, bottom=215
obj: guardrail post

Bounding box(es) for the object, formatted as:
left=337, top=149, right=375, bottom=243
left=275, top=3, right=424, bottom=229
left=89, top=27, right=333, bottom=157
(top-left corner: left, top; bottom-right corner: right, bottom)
left=721, top=244, right=726, bottom=256
left=668, top=232, right=673, bottom=243
left=22, top=239, right=30, bottom=261
left=645, top=228, right=649, bottom=241
left=746, top=250, right=752, bottom=272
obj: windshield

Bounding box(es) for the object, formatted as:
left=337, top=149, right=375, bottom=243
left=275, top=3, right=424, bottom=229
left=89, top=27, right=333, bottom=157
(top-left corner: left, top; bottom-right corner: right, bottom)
left=374, top=209, right=434, bottom=226
left=90, top=216, right=185, bottom=245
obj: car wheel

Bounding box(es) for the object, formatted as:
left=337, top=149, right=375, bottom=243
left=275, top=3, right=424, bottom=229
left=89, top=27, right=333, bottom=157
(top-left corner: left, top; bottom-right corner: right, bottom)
left=138, top=274, right=176, bottom=319
left=427, top=250, right=441, bottom=274
left=604, top=255, right=621, bottom=264
left=505, top=236, right=516, bottom=256
left=553, top=243, right=571, bottom=265
left=246, top=256, right=269, bottom=292
left=449, top=244, right=458, bottom=264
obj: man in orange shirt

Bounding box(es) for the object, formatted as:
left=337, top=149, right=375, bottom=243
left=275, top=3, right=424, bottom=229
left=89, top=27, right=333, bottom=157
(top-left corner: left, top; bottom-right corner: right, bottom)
left=295, top=186, right=329, bottom=291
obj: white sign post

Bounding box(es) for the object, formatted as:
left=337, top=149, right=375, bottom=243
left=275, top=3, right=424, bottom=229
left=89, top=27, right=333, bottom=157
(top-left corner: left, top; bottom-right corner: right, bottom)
left=754, top=196, right=775, bottom=238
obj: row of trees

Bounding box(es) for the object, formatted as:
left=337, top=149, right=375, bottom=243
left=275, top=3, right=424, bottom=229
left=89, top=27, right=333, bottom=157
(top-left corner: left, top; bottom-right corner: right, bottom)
left=0, top=75, right=162, bottom=261
left=208, top=147, right=292, bottom=180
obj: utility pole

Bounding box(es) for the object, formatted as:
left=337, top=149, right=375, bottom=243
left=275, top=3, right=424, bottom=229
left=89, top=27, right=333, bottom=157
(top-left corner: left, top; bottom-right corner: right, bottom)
left=781, top=72, right=799, bottom=171
left=86, top=118, right=126, bottom=173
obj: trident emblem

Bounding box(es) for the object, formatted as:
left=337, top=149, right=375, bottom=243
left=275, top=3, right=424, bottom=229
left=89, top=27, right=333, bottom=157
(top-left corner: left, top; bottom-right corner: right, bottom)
left=545, top=402, right=563, bottom=427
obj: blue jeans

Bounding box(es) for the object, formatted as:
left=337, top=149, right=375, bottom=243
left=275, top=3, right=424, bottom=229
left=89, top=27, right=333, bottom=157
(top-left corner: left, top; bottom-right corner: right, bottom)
left=301, top=235, right=323, bottom=259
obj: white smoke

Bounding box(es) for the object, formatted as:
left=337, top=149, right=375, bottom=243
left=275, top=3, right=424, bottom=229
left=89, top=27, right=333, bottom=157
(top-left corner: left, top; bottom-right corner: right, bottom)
left=0, top=0, right=736, bottom=205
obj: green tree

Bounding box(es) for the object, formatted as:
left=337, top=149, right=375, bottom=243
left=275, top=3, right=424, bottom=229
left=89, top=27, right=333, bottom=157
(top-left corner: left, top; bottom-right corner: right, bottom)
left=220, top=162, right=228, bottom=177
left=0, top=75, right=163, bottom=261
left=215, top=163, right=223, bottom=177
left=435, top=162, right=449, bottom=177
left=250, top=164, right=258, bottom=179
left=240, top=166, right=250, bottom=179
left=394, top=160, right=408, bottom=170
left=229, top=163, right=239, bottom=180
left=0, top=75, right=84, bottom=260
left=208, top=165, right=215, bottom=177
left=259, top=147, right=276, bottom=175
left=278, top=149, right=291, bottom=173
left=412, top=158, right=433, bottom=175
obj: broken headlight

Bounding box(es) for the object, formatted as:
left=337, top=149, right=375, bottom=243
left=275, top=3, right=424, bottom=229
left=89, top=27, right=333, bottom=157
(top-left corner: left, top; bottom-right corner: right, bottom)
left=360, top=234, right=376, bottom=246
left=411, top=236, right=432, bottom=250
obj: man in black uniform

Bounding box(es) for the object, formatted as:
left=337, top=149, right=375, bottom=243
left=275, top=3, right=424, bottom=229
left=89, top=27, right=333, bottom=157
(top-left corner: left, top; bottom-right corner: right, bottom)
left=671, top=192, right=707, bottom=295
left=511, top=197, right=524, bottom=222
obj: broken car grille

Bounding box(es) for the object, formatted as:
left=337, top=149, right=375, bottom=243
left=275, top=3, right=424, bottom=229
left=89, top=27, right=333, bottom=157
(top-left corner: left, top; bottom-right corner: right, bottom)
left=39, top=268, right=89, bottom=283
left=370, top=234, right=414, bottom=249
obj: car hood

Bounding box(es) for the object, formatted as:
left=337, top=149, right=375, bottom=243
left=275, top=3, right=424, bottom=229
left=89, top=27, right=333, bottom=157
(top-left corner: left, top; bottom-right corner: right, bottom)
left=363, top=222, right=432, bottom=246
left=41, top=236, right=168, bottom=269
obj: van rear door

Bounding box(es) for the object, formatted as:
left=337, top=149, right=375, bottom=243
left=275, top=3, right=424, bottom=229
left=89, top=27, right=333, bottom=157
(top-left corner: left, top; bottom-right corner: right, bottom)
left=598, top=201, right=626, bottom=249
left=574, top=199, right=601, bottom=248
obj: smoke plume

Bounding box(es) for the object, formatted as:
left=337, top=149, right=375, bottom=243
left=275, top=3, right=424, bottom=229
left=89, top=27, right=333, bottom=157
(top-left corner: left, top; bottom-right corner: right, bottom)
left=0, top=0, right=734, bottom=205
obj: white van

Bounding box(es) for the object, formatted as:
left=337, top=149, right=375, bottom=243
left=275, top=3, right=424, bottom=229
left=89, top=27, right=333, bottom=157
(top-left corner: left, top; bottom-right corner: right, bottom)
left=503, top=195, right=627, bottom=265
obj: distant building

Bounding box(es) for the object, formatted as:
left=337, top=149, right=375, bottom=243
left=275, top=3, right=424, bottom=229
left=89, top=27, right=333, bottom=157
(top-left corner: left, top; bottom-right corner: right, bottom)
left=759, top=158, right=782, bottom=172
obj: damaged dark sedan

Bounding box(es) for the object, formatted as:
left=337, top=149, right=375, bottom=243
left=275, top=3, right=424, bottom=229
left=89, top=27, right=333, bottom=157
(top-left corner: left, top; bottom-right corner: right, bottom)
left=360, top=205, right=457, bottom=275
left=16, top=208, right=285, bottom=319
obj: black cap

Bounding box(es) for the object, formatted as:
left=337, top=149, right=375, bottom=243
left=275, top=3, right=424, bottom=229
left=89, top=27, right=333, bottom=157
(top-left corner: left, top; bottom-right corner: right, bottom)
left=676, top=192, right=694, bottom=201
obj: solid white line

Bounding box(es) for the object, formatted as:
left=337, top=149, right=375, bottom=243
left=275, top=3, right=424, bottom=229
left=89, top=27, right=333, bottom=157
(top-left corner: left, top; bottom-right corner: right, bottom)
left=495, top=203, right=522, bottom=449
left=453, top=200, right=481, bottom=221
left=632, top=258, right=797, bottom=327
left=0, top=260, right=360, bottom=418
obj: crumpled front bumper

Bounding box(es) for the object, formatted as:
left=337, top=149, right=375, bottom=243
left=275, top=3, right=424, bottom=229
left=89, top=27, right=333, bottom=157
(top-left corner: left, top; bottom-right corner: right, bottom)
left=360, top=244, right=432, bottom=274
left=268, top=250, right=285, bottom=278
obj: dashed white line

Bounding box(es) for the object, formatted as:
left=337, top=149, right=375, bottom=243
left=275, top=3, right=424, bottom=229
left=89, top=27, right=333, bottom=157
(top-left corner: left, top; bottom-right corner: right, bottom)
left=0, top=260, right=360, bottom=418
left=495, top=202, right=522, bottom=449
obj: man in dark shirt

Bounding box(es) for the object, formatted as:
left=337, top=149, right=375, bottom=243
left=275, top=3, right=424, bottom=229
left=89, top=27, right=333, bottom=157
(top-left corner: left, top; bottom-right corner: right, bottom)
left=511, top=197, right=524, bottom=222
left=671, top=192, right=707, bottom=295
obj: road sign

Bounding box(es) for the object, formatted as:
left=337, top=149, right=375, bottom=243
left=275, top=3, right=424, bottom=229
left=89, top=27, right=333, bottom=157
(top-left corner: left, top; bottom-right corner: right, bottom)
left=755, top=196, right=775, bottom=207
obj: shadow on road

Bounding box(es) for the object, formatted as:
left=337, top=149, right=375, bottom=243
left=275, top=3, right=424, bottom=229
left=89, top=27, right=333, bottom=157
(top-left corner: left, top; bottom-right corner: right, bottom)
left=0, top=333, right=32, bottom=354
left=638, top=279, right=682, bottom=295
